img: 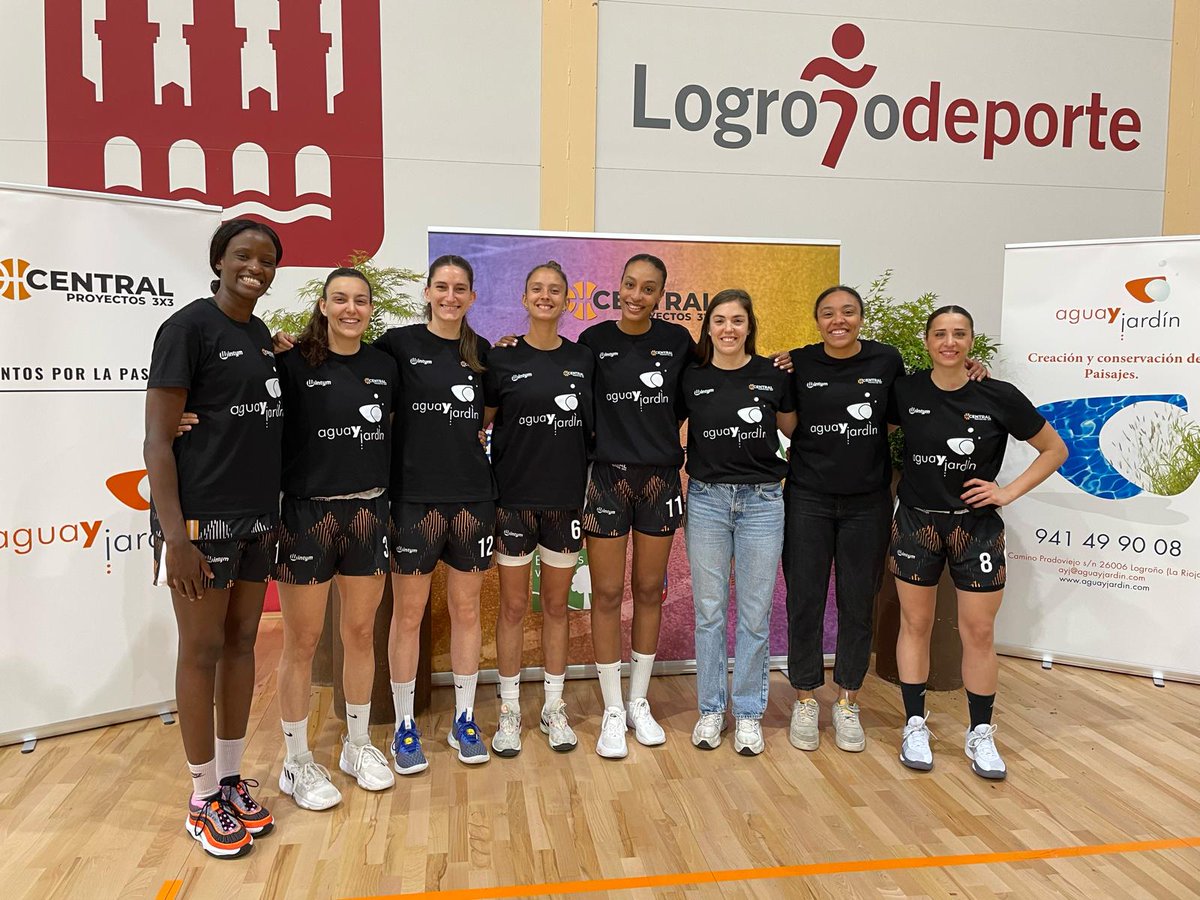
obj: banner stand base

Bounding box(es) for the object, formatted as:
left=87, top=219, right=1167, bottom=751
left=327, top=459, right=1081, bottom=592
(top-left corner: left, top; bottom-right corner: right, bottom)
left=997, top=644, right=1198, bottom=686
left=21, top=739, right=36, bottom=754
left=0, top=700, right=178, bottom=749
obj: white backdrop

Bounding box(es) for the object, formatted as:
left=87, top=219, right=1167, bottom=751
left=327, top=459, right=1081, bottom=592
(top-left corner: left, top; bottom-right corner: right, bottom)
left=0, top=184, right=223, bottom=745
left=997, top=235, right=1200, bottom=682
left=595, top=1, right=1174, bottom=337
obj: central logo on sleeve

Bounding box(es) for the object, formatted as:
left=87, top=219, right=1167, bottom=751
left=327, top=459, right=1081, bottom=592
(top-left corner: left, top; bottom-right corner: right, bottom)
left=43, top=2, right=385, bottom=265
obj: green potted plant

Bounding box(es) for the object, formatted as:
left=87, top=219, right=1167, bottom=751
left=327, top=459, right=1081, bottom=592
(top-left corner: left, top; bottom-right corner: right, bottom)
left=261, top=251, right=425, bottom=341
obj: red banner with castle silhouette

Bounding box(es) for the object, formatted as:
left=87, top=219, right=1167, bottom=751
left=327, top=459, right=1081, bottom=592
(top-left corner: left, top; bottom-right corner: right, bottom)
left=45, top=0, right=384, bottom=267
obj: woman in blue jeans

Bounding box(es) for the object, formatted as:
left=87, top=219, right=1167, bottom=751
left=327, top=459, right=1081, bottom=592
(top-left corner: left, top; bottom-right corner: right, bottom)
left=681, top=289, right=796, bottom=755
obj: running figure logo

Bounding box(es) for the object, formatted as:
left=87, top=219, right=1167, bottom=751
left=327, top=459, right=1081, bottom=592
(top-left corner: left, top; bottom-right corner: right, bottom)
left=799, top=23, right=877, bottom=169
left=43, top=1, right=385, bottom=266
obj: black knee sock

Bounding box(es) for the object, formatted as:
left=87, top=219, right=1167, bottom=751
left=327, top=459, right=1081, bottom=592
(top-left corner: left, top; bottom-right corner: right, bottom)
left=900, top=681, right=927, bottom=720
left=967, top=691, right=995, bottom=729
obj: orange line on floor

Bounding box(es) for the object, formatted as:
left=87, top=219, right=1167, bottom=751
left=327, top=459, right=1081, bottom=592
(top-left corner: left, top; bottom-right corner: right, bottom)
left=155, top=880, right=183, bottom=900
left=346, top=835, right=1200, bottom=900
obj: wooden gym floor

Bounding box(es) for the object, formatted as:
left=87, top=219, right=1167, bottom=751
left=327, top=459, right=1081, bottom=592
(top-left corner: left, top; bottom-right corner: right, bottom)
left=2, top=616, right=1198, bottom=900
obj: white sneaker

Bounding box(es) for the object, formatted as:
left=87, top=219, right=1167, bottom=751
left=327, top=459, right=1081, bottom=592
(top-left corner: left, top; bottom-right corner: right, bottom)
left=692, top=712, right=725, bottom=750
left=492, top=702, right=523, bottom=758
left=832, top=699, right=866, bottom=752
left=964, top=723, right=1007, bottom=780
left=339, top=736, right=395, bottom=791
left=540, top=698, right=578, bottom=752
left=789, top=698, right=819, bottom=751
left=733, top=718, right=765, bottom=756
left=596, top=706, right=629, bottom=759
left=279, top=751, right=342, bottom=810
left=625, top=697, right=666, bottom=746
left=899, top=715, right=934, bottom=771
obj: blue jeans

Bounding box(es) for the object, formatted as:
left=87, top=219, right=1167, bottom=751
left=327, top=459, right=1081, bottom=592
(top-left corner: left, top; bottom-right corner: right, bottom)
left=685, top=479, right=784, bottom=719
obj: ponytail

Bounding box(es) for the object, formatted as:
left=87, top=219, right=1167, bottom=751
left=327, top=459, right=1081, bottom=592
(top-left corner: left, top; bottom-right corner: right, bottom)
left=296, top=298, right=331, bottom=367
left=458, top=317, right=486, bottom=373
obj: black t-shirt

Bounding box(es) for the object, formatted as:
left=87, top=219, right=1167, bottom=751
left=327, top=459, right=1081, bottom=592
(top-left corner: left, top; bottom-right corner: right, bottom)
left=483, top=337, right=594, bottom=509
left=374, top=324, right=495, bottom=503
left=578, top=319, right=695, bottom=467
left=276, top=345, right=398, bottom=498
left=787, top=340, right=905, bottom=495
left=681, top=356, right=795, bottom=484
left=889, top=370, right=1046, bottom=511
left=147, top=296, right=283, bottom=526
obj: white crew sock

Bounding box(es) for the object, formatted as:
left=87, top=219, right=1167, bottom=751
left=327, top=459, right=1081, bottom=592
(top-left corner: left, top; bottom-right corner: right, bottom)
left=345, top=702, right=371, bottom=747
left=597, top=660, right=624, bottom=710
left=188, top=757, right=218, bottom=803
left=498, top=673, right=521, bottom=705
left=215, top=736, right=245, bottom=782
left=391, top=679, right=416, bottom=727
left=543, top=670, right=565, bottom=712
left=454, top=671, right=479, bottom=718
left=629, top=651, right=655, bottom=703
left=281, top=717, right=309, bottom=761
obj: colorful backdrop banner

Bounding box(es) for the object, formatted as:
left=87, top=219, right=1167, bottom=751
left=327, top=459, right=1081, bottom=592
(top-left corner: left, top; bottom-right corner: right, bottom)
left=426, top=227, right=839, bottom=672
left=997, top=235, right=1200, bottom=683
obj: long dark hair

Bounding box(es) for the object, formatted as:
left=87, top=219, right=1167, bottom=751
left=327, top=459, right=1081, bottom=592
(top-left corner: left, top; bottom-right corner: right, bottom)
left=924, top=304, right=975, bottom=335
left=208, top=219, right=283, bottom=293
left=297, top=267, right=372, bottom=368
left=426, top=254, right=485, bottom=373
left=697, top=289, right=757, bottom=365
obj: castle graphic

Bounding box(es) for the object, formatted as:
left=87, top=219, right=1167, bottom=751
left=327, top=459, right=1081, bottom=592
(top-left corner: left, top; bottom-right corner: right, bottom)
left=44, top=1, right=384, bottom=266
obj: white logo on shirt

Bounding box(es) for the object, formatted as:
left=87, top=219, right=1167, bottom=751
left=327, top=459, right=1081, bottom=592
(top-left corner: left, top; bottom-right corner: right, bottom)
left=289, top=554, right=314, bottom=562
left=639, top=371, right=664, bottom=388
left=598, top=351, right=619, bottom=359
left=650, top=349, right=674, bottom=357
left=409, top=357, right=432, bottom=365
left=964, top=413, right=992, bottom=421
left=451, top=384, right=475, bottom=402
left=512, top=373, right=532, bottom=382
left=748, top=384, right=773, bottom=391
left=554, top=393, right=579, bottom=411
left=847, top=403, right=872, bottom=421
left=359, top=404, right=383, bottom=423
left=806, top=381, right=828, bottom=389
left=562, top=369, right=585, bottom=378
left=857, top=377, right=883, bottom=385
left=946, top=437, right=976, bottom=456
left=909, top=407, right=931, bottom=415
left=219, top=350, right=243, bottom=360
left=265, top=378, right=281, bottom=398
left=693, top=388, right=714, bottom=396
left=736, top=407, right=763, bottom=424
left=503, top=530, right=523, bottom=538
left=317, top=424, right=385, bottom=446
left=306, top=379, right=331, bottom=388
left=364, top=378, right=388, bottom=385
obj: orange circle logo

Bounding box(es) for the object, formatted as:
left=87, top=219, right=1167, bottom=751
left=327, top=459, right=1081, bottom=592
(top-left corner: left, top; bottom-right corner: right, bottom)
left=0, top=258, right=31, bottom=300
left=567, top=280, right=599, bottom=321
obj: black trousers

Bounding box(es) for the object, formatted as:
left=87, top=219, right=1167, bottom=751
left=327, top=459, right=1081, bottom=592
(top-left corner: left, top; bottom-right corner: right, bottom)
left=783, top=484, right=892, bottom=692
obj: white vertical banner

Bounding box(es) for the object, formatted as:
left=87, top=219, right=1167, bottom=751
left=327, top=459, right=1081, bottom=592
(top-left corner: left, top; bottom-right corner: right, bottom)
left=0, top=184, right=223, bottom=744
left=997, top=235, right=1200, bottom=682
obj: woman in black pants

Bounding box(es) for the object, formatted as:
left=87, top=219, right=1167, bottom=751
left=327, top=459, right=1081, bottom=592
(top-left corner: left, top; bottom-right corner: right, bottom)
left=783, top=286, right=984, bottom=754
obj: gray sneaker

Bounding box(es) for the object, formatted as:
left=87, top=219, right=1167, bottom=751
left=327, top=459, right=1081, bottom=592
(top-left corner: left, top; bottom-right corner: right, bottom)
left=964, top=723, right=1006, bottom=780
left=540, top=698, right=578, bottom=752
left=900, top=715, right=934, bottom=771
left=491, top=702, right=522, bottom=758
left=832, top=699, right=865, bottom=752
left=789, top=698, right=819, bottom=751
left=691, top=712, right=726, bottom=750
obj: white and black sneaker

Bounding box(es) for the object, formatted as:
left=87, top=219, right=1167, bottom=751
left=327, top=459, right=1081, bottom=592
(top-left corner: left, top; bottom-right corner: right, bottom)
left=691, top=712, right=725, bottom=750
left=279, top=751, right=342, bottom=810
left=540, top=698, right=578, bottom=752
left=964, top=723, right=1007, bottom=780
left=899, top=715, right=934, bottom=772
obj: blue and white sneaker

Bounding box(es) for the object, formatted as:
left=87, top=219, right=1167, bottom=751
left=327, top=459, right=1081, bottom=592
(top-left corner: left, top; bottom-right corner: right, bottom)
left=448, top=711, right=490, bottom=765
left=391, top=718, right=429, bottom=775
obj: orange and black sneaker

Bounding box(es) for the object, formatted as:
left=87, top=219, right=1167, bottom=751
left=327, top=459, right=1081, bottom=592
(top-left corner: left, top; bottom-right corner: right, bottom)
left=220, top=776, right=275, bottom=836
left=186, top=794, right=252, bottom=858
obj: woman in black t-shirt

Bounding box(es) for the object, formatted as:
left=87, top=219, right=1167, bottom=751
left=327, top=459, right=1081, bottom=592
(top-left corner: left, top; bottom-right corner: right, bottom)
left=373, top=255, right=496, bottom=772
left=577, top=254, right=695, bottom=759
left=888, top=305, right=1066, bottom=781
left=680, top=290, right=797, bottom=756
left=272, top=269, right=398, bottom=809
left=482, top=261, right=594, bottom=758
left=144, top=219, right=284, bottom=858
